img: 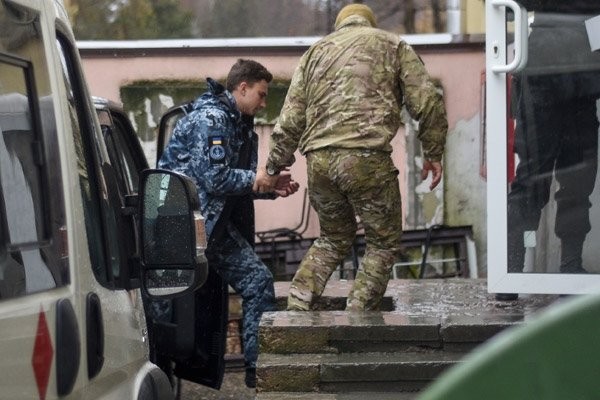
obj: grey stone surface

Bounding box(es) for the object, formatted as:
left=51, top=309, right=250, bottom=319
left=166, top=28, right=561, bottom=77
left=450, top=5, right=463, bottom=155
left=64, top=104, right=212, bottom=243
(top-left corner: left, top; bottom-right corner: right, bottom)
left=258, top=360, right=320, bottom=392
left=260, top=324, right=334, bottom=354
left=385, top=279, right=558, bottom=318
left=260, top=279, right=560, bottom=396
left=273, top=279, right=559, bottom=329
left=260, top=351, right=462, bottom=378
left=261, top=312, right=442, bottom=355
left=181, top=279, right=560, bottom=399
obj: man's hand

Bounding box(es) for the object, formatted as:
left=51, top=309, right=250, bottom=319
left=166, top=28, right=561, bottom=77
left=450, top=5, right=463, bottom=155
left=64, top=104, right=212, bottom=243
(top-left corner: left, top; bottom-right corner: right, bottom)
left=254, top=167, right=300, bottom=197
left=254, top=166, right=280, bottom=193
left=421, top=159, right=443, bottom=190
left=275, top=179, right=300, bottom=197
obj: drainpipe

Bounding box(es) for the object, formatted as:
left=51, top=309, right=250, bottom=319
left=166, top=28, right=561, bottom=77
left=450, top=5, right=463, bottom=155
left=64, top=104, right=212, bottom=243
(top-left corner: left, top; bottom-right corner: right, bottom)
left=447, top=0, right=465, bottom=34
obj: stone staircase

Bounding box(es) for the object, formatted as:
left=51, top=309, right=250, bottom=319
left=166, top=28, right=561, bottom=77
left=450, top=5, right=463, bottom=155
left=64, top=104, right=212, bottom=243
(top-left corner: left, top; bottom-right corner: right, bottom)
left=255, top=279, right=559, bottom=399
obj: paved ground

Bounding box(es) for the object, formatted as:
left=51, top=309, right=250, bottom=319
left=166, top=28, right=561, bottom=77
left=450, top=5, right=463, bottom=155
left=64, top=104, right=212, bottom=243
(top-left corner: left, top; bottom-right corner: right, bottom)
left=180, top=370, right=255, bottom=400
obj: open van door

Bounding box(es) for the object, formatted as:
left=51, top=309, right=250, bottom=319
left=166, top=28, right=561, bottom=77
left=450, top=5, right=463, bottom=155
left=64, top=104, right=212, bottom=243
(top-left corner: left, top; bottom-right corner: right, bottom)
left=139, top=169, right=228, bottom=391
left=95, top=99, right=228, bottom=390
left=486, top=1, right=600, bottom=296
left=155, top=102, right=229, bottom=390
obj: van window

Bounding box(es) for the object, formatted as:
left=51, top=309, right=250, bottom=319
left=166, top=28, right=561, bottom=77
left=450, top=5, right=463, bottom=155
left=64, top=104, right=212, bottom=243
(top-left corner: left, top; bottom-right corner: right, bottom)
left=56, top=32, right=127, bottom=288
left=102, top=114, right=141, bottom=195
left=0, top=3, right=69, bottom=299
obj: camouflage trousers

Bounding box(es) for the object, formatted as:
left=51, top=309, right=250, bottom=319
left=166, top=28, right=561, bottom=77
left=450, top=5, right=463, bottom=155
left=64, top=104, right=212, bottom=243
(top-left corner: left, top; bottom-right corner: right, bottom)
left=287, top=148, right=403, bottom=311
left=207, top=223, right=276, bottom=369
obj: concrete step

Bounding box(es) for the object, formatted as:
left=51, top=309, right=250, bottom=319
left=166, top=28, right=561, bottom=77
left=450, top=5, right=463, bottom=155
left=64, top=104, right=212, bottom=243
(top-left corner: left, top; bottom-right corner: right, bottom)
left=258, top=280, right=559, bottom=397
left=257, top=351, right=464, bottom=393
left=260, top=310, right=516, bottom=355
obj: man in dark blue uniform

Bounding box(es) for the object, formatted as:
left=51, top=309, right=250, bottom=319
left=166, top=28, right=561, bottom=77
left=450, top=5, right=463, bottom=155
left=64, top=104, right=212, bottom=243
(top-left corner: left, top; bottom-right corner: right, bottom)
left=159, top=59, right=299, bottom=387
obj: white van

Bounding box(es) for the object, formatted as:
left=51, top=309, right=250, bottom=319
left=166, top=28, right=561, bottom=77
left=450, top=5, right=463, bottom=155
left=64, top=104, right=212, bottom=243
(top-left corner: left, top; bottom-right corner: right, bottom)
left=0, top=1, right=216, bottom=399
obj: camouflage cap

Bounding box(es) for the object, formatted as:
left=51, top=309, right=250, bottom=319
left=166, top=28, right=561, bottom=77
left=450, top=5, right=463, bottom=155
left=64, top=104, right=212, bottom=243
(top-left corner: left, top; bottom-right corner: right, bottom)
left=334, top=4, right=377, bottom=29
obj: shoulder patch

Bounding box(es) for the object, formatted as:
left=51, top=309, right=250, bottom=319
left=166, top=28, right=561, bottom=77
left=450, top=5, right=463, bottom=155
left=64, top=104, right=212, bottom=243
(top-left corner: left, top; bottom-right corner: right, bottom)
left=209, top=135, right=226, bottom=164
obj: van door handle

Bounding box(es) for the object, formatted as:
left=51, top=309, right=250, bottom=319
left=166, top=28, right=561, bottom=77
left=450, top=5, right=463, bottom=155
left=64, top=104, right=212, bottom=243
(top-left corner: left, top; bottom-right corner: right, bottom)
left=86, top=292, right=105, bottom=379
left=55, top=298, right=80, bottom=396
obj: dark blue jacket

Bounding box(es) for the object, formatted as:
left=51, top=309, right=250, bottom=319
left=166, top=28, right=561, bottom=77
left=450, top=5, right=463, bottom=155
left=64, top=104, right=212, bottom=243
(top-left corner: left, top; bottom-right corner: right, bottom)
left=158, top=78, right=267, bottom=244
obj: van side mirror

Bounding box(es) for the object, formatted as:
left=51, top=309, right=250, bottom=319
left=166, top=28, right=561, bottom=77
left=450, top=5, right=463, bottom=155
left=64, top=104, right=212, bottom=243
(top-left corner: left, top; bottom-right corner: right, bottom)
left=139, top=169, right=208, bottom=298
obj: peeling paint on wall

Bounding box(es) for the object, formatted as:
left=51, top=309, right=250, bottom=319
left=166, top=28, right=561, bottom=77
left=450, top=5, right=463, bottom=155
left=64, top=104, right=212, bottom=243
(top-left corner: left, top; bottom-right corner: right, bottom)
left=401, top=107, right=444, bottom=230
left=120, top=79, right=289, bottom=167
left=445, top=114, right=487, bottom=276
left=120, top=80, right=288, bottom=136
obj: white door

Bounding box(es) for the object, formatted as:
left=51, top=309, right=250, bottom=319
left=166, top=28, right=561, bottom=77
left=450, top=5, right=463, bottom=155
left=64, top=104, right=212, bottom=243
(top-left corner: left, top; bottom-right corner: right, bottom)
left=487, top=0, right=600, bottom=295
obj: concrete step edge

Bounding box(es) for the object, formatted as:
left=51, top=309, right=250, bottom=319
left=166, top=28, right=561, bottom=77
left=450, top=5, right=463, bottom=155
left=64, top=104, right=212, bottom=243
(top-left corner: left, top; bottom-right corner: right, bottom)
left=258, top=350, right=468, bottom=366
left=256, top=351, right=464, bottom=392
left=256, top=391, right=420, bottom=400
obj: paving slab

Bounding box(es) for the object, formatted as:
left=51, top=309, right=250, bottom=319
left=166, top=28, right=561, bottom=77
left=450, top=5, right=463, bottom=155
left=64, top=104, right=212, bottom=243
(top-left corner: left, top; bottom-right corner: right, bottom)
left=386, top=279, right=558, bottom=318
left=258, top=350, right=466, bottom=394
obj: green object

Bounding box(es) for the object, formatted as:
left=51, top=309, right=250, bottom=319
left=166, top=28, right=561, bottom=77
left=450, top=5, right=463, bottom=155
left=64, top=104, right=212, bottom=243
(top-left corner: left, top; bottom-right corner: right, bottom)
left=418, top=293, right=600, bottom=399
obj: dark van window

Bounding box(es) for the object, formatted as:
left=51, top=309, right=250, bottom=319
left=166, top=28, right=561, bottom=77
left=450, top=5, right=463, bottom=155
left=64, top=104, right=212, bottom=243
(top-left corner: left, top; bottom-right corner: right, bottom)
left=56, top=31, right=127, bottom=288
left=102, top=113, right=142, bottom=195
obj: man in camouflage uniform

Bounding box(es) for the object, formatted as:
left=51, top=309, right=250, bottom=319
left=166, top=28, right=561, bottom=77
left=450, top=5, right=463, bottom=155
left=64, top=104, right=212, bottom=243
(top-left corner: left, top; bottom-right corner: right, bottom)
left=255, top=5, right=448, bottom=311
left=159, top=59, right=299, bottom=387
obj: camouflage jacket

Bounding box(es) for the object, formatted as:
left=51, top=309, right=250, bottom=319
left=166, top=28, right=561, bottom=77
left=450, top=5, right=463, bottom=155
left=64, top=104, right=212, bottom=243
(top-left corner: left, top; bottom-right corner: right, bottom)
left=158, top=78, right=268, bottom=243
left=267, top=15, right=448, bottom=171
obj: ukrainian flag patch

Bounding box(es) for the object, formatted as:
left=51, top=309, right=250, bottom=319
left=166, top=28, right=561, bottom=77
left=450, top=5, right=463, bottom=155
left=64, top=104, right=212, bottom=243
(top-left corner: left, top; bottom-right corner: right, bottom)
left=209, top=136, right=226, bottom=163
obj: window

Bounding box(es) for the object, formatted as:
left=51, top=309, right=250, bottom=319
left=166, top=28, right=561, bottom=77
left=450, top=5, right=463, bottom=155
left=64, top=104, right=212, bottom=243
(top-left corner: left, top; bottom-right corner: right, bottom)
left=101, top=112, right=143, bottom=195
left=56, top=31, right=131, bottom=288
left=99, top=106, right=147, bottom=276
left=0, top=3, right=68, bottom=299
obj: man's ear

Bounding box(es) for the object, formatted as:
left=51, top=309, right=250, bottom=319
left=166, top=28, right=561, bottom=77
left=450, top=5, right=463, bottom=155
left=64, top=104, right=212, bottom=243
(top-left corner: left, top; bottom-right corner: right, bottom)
left=237, top=81, right=248, bottom=94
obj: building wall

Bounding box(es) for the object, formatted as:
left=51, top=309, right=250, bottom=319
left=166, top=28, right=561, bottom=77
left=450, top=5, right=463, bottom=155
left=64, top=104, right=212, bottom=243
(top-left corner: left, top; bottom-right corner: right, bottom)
left=466, top=0, right=486, bottom=34
left=79, top=38, right=488, bottom=274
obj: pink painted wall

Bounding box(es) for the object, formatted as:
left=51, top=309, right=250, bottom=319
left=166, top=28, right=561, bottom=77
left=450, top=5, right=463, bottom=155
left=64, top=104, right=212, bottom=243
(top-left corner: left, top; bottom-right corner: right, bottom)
left=82, top=53, right=301, bottom=101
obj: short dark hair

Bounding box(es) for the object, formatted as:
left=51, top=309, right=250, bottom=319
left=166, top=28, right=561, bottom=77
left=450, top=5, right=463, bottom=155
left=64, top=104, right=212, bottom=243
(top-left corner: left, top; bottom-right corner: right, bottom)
left=226, top=59, right=273, bottom=92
